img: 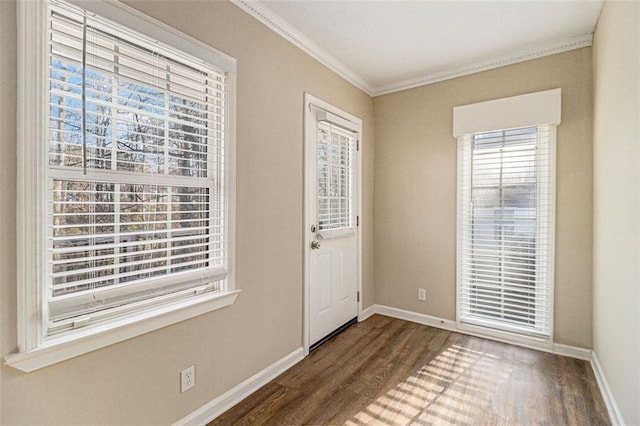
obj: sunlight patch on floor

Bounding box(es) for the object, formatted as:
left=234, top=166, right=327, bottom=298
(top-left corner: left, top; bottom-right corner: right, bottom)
left=345, top=344, right=514, bottom=426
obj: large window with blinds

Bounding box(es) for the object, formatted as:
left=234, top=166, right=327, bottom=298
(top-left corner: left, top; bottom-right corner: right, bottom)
left=454, top=90, right=559, bottom=341
left=458, top=127, right=554, bottom=336
left=10, top=0, right=237, bottom=370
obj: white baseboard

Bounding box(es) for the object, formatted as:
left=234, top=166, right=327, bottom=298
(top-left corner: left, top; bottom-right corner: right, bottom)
left=174, top=347, right=305, bottom=426
left=359, top=304, right=377, bottom=322
left=591, top=351, right=625, bottom=425
left=552, top=343, right=592, bottom=361
left=370, top=304, right=593, bottom=359
left=373, top=304, right=457, bottom=331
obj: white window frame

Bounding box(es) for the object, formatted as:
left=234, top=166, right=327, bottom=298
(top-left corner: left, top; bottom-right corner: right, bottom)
left=314, top=110, right=359, bottom=240
left=6, top=0, right=238, bottom=373
left=453, top=89, right=560, bottom=348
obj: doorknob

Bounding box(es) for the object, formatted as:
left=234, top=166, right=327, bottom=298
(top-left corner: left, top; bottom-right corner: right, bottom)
left=311, top=240, right=321, bottom=250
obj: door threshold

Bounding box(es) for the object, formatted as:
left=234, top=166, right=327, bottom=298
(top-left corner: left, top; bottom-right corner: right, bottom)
left=309, top=317, right=357, bottom=352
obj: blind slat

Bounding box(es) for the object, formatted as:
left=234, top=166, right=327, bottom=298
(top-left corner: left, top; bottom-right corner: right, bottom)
left=458, top=125, right=554, bottom=336
left=45, top=0, right=230, bottom=334
left=316, top=121, right=356, bottom=233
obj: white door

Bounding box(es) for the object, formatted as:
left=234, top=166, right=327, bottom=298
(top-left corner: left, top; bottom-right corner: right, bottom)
left=304, top=94, right=361, bottom=348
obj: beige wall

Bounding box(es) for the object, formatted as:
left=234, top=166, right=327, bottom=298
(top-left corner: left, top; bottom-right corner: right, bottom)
left=3, top=0, right=631, bottom=423
left=373, top=49, right=594, bottom=347
left=0, top=0, right=374, bottom=423
left=592, top=0, right=640, bottom=424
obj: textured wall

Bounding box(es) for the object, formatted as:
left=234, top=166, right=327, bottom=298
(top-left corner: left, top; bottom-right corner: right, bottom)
left=373, top=48, right=594, bottom=348
left=592, top=0, right=640, bottom=423
left=0, top=0, right=374, bottom=423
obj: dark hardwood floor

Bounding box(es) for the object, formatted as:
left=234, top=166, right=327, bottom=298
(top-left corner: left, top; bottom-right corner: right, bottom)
left=211, top=315, right=610, bottom=425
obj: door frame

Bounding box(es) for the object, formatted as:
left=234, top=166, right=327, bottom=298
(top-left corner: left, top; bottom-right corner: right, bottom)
left=303, top=93, right=363, bottom=356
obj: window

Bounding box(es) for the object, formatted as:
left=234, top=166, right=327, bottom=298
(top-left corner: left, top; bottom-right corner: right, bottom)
left=454, top=89, right=560, bottom=341
left=8, top=0, right=237, bottom=372
left=316, top=117, right=357, bottom=234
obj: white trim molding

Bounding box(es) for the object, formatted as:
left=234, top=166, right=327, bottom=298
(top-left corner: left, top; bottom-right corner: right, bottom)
left=552, top=343, right=592, bottom=361
left=374, top=305, right=457, bottom=332
left=591, top=351, right=626, bottom=425
left=5, top=291, right=240, bottom=373
left=223, top=2, right=594, bottom=98
left=174, top=348, right=305, bottom=426
left=230, top=0, right=373, bottom=96
left=374, top=34, right=592, bottom=96
left=374, top=304, right=552, bottom=352
left=366, top=304, right=593, bottom=360
left=16, top=0, right=47, bottom=355
left=359, top=304, right=377, bottom=322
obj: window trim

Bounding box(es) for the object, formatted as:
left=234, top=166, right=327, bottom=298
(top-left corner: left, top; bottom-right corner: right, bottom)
left=454, top=89, right=560, bottom=348
left=314, top=118, right=358, bottom=240
left=6, top=0, right=237, bottom=372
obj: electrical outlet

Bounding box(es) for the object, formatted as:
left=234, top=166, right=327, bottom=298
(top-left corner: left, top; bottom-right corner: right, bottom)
left=181, top=365, right=195, bottom=393
left=418, top=288, right=426, bottom=301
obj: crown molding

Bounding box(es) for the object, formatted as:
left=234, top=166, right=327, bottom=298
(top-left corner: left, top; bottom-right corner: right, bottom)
left=230, top=0, right=374, bottom=96
left=373, top=33, right=593, bottom=96
left=229, top=1, right=593, bottom=98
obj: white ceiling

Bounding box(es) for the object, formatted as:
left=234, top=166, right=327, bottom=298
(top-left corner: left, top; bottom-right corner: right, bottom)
left=237, top=0, right=603, bottom=95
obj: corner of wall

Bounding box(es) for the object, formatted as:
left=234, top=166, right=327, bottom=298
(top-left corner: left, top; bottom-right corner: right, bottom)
left=591, top=0, right=640, bottom=424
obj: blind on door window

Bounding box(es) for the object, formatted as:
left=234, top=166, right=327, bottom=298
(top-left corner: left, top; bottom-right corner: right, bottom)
left=316, top=121, right=356, bottom=233
left=46, top=0, right=228, bottom=332
left=457, top=125, right=554, bottom=337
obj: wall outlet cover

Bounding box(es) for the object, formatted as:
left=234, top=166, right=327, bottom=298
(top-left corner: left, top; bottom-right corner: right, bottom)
left=418, top=288, right=426, bottom=301
left=181, top=365, right=195, bottom=393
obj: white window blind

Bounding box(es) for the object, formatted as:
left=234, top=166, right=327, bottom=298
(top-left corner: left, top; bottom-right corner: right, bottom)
left=46, top=0, right=228, bottom=333
left=316, top=120, right=357, bottom=234
left=457, top=125, right=555, bottom=337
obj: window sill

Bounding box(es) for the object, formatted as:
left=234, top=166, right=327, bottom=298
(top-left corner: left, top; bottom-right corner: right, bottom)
left=4, top=290, right=240, bottom=373
left=457, top=319, right=551, bottom=351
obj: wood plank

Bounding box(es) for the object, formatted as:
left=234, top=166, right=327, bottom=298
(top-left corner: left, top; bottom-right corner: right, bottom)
left=211, top=382, right=305, bottom=426
left=209, top=315, right=611, bottom=426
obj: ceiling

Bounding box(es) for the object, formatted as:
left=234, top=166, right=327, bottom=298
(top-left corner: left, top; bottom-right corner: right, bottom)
left=234, top=0, right=603, bottom=95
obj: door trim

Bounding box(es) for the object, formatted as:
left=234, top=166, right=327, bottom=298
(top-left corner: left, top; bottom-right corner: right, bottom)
left=303, top=93, right=362, bottom=356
